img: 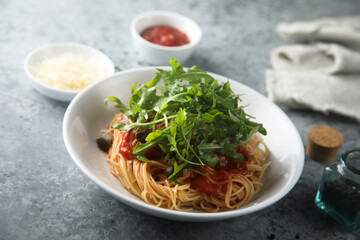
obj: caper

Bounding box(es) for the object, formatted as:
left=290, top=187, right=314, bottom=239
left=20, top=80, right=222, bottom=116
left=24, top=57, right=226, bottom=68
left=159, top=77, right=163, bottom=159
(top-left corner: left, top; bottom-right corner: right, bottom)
left=136, top=131, right=149, bottom=142
left=96, top=136, right=113, bottom=152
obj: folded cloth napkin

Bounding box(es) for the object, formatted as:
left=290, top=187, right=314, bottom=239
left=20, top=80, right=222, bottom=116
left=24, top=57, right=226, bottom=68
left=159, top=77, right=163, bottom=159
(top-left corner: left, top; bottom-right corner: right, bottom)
left=271, top=43, right=360, bottom=74
left=277, top=16, right=360, bottom=50
left=266, top=71, right=360, bottom=121
left=266, top=16, right=360, bottom=121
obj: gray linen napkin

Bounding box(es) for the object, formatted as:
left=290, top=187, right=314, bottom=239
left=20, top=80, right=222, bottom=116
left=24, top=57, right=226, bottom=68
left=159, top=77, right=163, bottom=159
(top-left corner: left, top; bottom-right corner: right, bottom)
left=277, top=16, right=360, bottom=50
left=266, top=16, right=360, bottom=121
left=271, top=43, right=360, bottom=74
left=266, top=71, right=360, bottom=120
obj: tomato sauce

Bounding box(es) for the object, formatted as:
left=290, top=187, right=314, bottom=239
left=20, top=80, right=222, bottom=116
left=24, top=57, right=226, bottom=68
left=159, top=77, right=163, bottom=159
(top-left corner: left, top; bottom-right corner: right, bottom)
left=141, top=25, right=190, bottom=47
left=118, top=120, right=252, bottom=197
left=191, top=148, right=250, bottom=196
left=119, top=130, right=136, bottom=160
left=144, top=146, right=165, bottom=161
left=118, top=129, right=165, bottom=161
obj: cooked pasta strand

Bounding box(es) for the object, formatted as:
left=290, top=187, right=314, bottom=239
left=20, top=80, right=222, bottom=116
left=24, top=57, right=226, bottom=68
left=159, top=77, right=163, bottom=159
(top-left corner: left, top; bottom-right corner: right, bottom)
left=106, top=113, right=269, bottom=212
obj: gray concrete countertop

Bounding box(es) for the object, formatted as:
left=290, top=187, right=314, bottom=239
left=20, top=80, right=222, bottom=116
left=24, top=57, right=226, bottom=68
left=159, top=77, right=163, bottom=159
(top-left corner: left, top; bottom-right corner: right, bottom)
left=1, top=0, right=360, bottom=239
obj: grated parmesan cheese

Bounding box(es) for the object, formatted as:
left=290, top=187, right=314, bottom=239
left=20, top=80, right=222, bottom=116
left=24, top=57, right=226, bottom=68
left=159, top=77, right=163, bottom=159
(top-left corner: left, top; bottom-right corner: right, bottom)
left=30, top=54, right=107, bottom=91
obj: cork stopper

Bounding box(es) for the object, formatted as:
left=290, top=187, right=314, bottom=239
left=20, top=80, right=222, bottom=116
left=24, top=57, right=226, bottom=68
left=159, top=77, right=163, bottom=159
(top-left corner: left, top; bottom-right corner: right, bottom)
left=306, top=125, right=344, bottom=163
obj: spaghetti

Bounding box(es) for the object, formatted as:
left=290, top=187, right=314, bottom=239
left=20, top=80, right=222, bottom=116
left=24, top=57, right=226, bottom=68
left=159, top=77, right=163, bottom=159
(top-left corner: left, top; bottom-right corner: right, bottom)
left=98, top=59, right=270, bottom=212
left=106, top=113, right=269, bottom=212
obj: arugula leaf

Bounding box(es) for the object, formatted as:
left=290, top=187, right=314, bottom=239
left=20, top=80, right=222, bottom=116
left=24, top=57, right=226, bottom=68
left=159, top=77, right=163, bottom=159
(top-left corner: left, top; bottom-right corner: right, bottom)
left=168, top=161, right=188, bottom=181
left=133, top=135, right=167, bottom=155
left=104, top=96, right=127, bottom=113
left=104, top=58, right=266, bottom=182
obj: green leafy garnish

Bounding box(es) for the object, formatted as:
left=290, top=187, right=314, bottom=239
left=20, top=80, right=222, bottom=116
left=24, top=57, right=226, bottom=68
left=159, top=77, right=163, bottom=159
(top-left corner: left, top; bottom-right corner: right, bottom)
left=105, top=59, right=266, bottom=182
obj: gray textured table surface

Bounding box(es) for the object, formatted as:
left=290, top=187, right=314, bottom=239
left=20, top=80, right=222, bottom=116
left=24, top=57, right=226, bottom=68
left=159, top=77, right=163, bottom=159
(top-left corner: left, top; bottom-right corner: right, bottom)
left=1, top=0, right=360, bottom=239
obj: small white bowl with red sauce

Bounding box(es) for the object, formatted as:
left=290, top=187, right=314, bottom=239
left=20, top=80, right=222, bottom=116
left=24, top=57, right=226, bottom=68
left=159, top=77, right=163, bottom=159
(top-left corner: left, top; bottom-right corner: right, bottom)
left=130, top=11, right=202, bottom=65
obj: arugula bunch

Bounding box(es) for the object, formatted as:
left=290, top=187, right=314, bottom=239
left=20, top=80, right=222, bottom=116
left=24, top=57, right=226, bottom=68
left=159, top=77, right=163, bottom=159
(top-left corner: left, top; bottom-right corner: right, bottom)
left=105, top=59, right=266, bottom=182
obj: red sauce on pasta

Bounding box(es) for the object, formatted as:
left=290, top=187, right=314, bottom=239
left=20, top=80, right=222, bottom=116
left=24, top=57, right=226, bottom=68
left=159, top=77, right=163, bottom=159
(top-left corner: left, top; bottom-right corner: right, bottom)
left=140, top=25, right=190, bottom=47
left=119, top=127, right=251, bottom=196
left=144, top=146, right=165, bottom=161
left=191, top=148, right=250, bottom=196
left=119, top=130, right=136, bottom=160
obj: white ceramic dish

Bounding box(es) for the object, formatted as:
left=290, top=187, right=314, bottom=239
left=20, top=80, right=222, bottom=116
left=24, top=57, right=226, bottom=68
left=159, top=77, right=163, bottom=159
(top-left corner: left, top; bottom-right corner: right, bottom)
left=63, top=67, right=304, bottom=221
left=130, top=11, right=202, bottom=65
left=24, top=42, right=115, bottom=102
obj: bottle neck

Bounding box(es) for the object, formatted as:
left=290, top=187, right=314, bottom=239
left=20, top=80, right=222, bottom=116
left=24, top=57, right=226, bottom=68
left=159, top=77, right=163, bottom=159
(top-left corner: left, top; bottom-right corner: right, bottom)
left=341, top=149, right=360, bottom=175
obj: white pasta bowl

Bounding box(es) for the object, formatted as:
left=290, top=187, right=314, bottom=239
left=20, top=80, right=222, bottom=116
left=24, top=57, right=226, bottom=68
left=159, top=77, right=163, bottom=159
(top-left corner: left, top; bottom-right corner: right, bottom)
left=63, top=67, right=304, bottom=221
left=24, top=42, right=114, bottom=102
left=130, top=11, right=202, bottom=65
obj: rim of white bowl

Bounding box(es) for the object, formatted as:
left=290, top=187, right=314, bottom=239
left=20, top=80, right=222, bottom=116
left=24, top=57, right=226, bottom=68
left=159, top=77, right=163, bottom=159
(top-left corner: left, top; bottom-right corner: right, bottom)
left=130, top=10, right=202, bottom=51
left=24, top=42, right=115, bottom=95
left=63, top=67, right=305, bottom=221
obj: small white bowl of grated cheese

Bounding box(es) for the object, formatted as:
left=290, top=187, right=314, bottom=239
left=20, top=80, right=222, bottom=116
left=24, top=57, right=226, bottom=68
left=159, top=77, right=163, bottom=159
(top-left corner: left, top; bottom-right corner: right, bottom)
left=25, top=42, right=115, bottom=102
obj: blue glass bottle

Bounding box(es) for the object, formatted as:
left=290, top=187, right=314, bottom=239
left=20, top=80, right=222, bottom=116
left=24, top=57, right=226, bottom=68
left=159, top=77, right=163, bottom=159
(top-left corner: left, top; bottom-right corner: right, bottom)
left=315, top=149, right=360, bottom=231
